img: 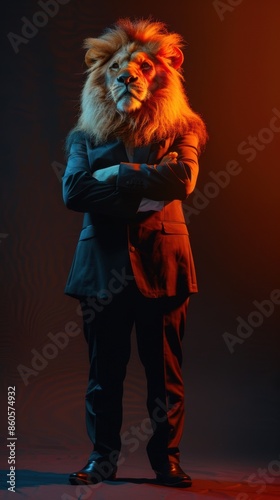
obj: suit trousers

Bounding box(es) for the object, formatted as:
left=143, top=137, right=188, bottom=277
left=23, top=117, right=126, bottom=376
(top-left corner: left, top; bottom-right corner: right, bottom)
left=79, top=280, right=190, bottom=471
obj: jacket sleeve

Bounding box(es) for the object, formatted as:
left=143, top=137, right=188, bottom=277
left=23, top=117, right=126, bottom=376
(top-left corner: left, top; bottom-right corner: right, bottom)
left=62, top=134, right=141, bottom=216
left=117, top=134, right=199, bottom=201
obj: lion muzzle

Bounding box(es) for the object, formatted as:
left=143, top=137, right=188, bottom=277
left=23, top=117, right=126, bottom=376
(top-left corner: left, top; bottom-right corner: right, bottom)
left=117, top=73, right=138, bottom=85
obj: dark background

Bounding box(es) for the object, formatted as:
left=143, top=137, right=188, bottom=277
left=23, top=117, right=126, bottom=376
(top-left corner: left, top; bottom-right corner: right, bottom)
left=1, top=0, right=279, bottom=469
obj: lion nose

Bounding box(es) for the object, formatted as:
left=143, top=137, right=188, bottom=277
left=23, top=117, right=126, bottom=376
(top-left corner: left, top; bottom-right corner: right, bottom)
left=117, top=73, right=138, bottom=85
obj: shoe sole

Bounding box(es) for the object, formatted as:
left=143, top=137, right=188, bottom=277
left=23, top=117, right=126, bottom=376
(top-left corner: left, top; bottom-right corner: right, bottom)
left=156, top=476, right=192, bottom=488
left=69, top=473, right=117, bottom=485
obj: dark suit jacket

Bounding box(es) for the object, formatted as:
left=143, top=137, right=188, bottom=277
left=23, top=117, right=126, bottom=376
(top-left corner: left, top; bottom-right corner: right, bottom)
left=62, top=131, right=199, bottom=299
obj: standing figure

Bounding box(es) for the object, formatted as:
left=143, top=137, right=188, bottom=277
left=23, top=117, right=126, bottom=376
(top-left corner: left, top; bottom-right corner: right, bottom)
left=63, top=18, right=207, bottom=487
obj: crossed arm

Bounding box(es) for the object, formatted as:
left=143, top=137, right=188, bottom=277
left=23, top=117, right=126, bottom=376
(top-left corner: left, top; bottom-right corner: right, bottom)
left=92, top=152, right=178, bottom=182
left=62, top=133, right=199, bottom=218
left=92, top=152, right=179, bottom=212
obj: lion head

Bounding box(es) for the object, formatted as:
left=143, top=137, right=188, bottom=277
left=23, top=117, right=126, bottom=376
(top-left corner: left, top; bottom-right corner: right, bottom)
left=76, top=18, right=207, bottom=149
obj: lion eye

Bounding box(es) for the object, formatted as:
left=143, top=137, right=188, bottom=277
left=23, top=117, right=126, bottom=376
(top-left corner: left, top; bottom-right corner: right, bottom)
left=110, top=62, right=119, bottom=70
left=141, top=61, right=152, bottom=70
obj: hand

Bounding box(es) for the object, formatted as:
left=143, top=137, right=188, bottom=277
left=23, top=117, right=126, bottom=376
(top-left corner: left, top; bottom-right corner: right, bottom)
left=92, top=165, right=119, bottom=183
left=159, top=151, right=178, bottom=164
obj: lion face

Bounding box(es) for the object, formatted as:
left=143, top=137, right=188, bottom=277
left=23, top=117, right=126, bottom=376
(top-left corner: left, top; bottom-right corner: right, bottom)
left=105, top=48, right=158, bottom=113
left=77, top=18, right=207, bottom=149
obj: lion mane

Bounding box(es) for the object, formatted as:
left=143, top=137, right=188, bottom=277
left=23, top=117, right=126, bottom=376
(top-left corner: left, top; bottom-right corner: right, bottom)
left=74, top=18, right=207, bottom=150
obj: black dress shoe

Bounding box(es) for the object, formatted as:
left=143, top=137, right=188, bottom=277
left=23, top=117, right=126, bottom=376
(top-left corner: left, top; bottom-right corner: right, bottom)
left=69, top=460, right=117, bottom=485
left=155, top=463, right=192, bottom=487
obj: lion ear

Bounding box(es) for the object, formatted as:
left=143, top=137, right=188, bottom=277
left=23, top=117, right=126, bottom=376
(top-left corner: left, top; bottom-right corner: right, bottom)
left=83, top=38, right=97, bottom=67
left=84, top=49, right=96, bottom=67
left=169, top=46, right=184, bottom=69
left=157, top=45, right=184, bottom=70
left=83, top=38, right=113, bottom=68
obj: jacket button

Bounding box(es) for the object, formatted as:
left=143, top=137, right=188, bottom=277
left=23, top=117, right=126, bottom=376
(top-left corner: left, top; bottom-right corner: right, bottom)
left=130, top=245, right=136, bottom=252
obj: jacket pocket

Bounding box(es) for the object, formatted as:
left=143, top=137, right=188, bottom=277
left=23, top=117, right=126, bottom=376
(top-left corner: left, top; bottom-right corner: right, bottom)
left=162, top=222, right=189, bottom=235
left=79, top=225, right=96, bottom=241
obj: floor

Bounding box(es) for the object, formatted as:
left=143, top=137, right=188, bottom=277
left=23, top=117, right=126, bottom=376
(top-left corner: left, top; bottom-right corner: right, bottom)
left=1, top=450, right=280, bottom=500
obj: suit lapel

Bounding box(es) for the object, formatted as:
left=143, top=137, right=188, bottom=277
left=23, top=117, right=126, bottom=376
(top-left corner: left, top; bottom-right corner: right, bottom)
left=148, top=138, right=173, bottom=163
left=125, top=137, right=173, bottom=163
left=132, top=145, right=152, bottom=163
